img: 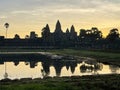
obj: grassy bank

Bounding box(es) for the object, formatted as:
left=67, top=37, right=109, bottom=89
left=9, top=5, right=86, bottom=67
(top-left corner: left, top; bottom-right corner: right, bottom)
left=0, top=74, right=120, bottom=90
left=47, top=49, right=120, bottom=65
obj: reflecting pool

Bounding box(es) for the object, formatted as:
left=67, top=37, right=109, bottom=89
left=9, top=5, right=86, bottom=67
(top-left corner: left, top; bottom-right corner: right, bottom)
left=0, top=56, right=119, bottom=80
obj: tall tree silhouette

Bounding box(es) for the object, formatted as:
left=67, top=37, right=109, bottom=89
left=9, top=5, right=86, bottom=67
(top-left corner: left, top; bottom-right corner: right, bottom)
left=91, top=27, right=102, bottom=40
left=4, top=23, right=9, bottom=79
left=4, top=23, right=9, bottom=38
left=107, top=28, right=119, bottom=41
left=79, top=29, right=86, bottom=39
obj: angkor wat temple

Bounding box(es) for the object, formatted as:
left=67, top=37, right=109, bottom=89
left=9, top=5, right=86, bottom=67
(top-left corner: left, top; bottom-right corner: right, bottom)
left=0, top=20, right=120, bottom=49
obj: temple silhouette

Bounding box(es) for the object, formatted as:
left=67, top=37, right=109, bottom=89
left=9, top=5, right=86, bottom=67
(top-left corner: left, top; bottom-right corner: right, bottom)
left=0, top=20, right=120, bottom=49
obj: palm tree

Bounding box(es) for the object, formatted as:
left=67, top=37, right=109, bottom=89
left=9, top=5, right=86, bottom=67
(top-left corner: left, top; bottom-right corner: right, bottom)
left=4, top=23, right=9, bottom=79
left=4, top=23, right=9, bottom=38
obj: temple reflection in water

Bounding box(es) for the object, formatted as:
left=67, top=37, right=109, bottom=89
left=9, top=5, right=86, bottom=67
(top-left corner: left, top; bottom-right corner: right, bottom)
left=0, top=56, right=119, bottom=79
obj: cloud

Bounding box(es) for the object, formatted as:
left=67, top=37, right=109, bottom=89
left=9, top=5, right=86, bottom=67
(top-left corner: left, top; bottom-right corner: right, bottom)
left=0, top=15, right=7, bottom=19
left=52, top=8, right=96, bottom=13
left=11, top=10, right=32, bottom=14
left=8, top=0, right=120, bottom=24
left=1, top=0, right=120, bottom=14
left=1, top=0, right=120, bottom=24
left=11, top=8, right=96, bottom=15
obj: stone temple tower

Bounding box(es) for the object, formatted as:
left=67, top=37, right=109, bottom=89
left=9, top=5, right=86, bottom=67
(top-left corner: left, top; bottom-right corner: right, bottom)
left=54, top=20, right=63, bottom=34
left=54, top=20, right=63, bottom=45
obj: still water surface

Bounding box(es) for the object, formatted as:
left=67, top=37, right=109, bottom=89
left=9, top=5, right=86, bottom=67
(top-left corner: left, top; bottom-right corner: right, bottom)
left=0, top=58, right=119, bottom=80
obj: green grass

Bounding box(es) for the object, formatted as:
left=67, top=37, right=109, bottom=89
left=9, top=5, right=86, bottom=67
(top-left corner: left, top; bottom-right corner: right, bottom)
left=47, top=49, right=120, bottom=65
left=0, top=74, right=120, bottom=90
left=48, top=49, right=120, bottom=59
left=0, top=48, right=45, bottom=52
left=0, top=82, right=78, bottom=90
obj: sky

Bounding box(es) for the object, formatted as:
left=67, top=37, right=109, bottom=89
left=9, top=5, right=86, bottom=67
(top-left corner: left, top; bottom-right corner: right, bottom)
left=0, top=0, right=120, bottom=38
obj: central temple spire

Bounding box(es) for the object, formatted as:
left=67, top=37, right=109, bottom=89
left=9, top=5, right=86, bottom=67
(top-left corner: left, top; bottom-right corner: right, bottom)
left=54, top=20, right=63, bottom=33
left=56, top=20, right=61, bottom=29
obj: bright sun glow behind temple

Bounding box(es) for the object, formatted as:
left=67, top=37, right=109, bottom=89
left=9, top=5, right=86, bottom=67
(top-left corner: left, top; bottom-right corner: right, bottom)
left=0, top=0, right=120, bottom=38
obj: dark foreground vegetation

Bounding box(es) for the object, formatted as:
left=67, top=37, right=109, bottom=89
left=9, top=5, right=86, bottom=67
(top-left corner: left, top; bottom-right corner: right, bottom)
left=0, top=74, right=120, bottom=90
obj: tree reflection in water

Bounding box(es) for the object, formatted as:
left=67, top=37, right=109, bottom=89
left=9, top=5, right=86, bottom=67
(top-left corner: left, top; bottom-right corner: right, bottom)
left=80, top=60, right=103, bottom=74
left=109, top=65, right=119, bottom=73
left=13, top=61, right=19, bottom=66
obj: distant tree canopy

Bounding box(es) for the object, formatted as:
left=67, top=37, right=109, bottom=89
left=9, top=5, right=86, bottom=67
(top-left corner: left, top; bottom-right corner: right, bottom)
left=14, top=34, right=20, bottom=39
left=25, top=35, right=29, bottom=39
left=30, top=31, right=38, bottom=39
left=106, top=28, right=119, bottom=41
left=79, top=27, right=102, bottom=41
